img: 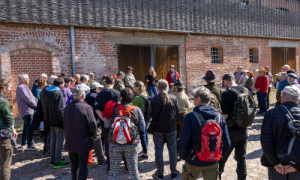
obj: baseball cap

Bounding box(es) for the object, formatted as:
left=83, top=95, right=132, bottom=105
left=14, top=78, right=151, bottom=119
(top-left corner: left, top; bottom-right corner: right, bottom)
left=287, top=73, right=297, bottom=79
left=90, top=82, right=103, bottom=90
left=222, top=73, right=234, bottom=81
left=71, top=85, right=85, bottom=97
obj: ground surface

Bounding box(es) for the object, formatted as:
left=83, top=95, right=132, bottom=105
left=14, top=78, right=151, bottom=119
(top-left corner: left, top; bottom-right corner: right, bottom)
left=12, top=91, right=275, bottom=180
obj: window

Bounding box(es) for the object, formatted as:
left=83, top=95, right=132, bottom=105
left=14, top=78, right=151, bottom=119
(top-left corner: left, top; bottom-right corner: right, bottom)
left=240, top=0, right=249, bottom=6
left=211, top=48, right=223, bottom=64
left=274, top=8, right=289, bottom=13
left=249, top=48, right=258, bottom=63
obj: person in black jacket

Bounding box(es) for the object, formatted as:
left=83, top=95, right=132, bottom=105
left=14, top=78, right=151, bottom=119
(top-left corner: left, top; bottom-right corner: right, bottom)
left=261, top=85, right=300, bottom=179
left=150, top=79, right=180, bottom=180
left=45, top=78, right=70, bottom=168
left=179, top=86, right=231, bottom=180
left=64, top=85, right=97, bottom=180
left=146, top=66, right=158, bottom=97
left=85, top=82, right=106, bottom=165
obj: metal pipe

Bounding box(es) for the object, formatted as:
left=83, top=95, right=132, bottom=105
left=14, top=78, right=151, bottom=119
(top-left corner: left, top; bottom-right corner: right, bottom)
left=70, top=26, right=76, bottom=76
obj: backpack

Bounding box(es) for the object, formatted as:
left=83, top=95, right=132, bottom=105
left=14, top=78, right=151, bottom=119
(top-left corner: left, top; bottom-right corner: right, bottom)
left=111, top=104, right=138, bottom=145
left=193, top=111, right=223, bottom=162
left=227, top=87, right=256, bottom=128
left=138, top=94, right=151, bottom=118
left=277, top=105, right=300, bottom=165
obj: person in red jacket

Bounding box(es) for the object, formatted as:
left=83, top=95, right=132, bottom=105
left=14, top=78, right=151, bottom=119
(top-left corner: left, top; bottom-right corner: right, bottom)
left=166, top=65, right=180, bottom=93
left=254, top=67, right=269, bottom=115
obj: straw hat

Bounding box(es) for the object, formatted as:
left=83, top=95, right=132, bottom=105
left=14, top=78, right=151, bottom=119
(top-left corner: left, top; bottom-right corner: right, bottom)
left=255, top=67, right=266, bottom=72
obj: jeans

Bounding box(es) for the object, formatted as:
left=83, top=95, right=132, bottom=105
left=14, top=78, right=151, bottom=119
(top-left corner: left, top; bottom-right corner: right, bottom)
left=0, top=138, right=13, bottom=180
left=139, top=118, right=151, bottom=154
left=69, top=151, right=89, bottom=180
left=219, top=128, right=248, bottom=180
left=267, top=87, right=271, bottom=109
left=93, top=128, right=106, bottom=164
left=257, top=92, right=268, bottom=113
left=268, top=167, right=300, bottom=180
left=147, top=86, right=158, bottom=97
left=153, top=131, right=178, bottom=176
left=109, top=144, right=140, bottom=180
left=50, top=127, right=64, bottom=163
left=21, top=114, right=35, bottom=147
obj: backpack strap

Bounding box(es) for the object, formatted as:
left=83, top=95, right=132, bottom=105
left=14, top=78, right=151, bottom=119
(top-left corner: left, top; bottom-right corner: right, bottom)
left=193, top=111, right=205, bottom=127
left=125, top=105, right=137, bottom=112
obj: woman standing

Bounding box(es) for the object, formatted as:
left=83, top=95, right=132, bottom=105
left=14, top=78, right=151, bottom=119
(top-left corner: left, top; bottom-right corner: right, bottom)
left=0, top=78, right=17, bottom=180
left=146, top=66, right=158, bottom=97
left=245, top=71, right=255, bottom=94
left=150, top=79, right=180, bottom=179
left=33, top=78, right=47, bottom=99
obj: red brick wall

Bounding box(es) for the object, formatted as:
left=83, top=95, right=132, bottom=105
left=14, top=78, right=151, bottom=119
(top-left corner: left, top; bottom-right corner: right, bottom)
left=9, top=49, right=52, bottom=115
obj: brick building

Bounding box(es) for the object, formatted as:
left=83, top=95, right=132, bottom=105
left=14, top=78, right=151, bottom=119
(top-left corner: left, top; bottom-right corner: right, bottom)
left=0, top=0, right=300, bottom=116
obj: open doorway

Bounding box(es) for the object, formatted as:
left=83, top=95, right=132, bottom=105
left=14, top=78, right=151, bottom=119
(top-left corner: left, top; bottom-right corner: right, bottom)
left=271, top=47, right=296, bottom=75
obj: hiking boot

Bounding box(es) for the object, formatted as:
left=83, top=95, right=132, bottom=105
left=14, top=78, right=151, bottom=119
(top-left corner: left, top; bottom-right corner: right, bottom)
left=138, top=154, right=149, bottom=160
left=26, top=145, right=38, bottom=151
left=170, top=171, right=180, bottom=179
left=153, top=171, right=163, bottom=180
left=52, top=161, right=70, bottom=169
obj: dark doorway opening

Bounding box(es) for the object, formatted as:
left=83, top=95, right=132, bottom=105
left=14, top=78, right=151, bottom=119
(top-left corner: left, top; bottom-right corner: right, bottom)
left=271, top=47, right=296, bottom=76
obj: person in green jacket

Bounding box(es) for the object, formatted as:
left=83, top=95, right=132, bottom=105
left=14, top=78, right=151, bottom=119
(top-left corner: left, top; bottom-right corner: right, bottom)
left=113, top=71, right=125, bottom=92
left=133, top=81, right=150, bottom=160
left=0, top=78, right=17, bottom=180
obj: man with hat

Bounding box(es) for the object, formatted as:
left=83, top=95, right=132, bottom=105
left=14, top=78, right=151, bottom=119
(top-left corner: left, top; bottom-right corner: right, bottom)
left=261, top=85, right=300, bottom=179
left=125, top=66, right=136, bottom=88
left=203, top=70, right=222, bottom=112
left=64, top=85, right=97, bottom=180
left=113, top=71, right=125, bottom=92
left=254, top=67, right=269, bottom=115
left=85, top=82, right=106, bottom=165
left=166, top=65, right=180, bottom=93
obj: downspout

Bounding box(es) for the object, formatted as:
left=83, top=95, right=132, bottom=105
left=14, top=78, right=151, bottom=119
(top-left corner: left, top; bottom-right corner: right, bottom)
left=70, top=26, right=76, bottom=76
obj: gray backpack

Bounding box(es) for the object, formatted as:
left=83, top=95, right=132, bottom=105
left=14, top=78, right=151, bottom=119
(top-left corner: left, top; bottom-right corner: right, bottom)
left=227, top=87, right=256, bottom=128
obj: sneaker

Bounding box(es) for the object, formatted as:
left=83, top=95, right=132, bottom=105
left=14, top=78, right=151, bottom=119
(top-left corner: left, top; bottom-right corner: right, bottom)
left=170, top=171, right=180, bottom=179
left=26, top=146, right=38, bottom=151
left=52, top=161, right=70, bottom=169
left=138, top=154, right=149, bottom=160
left=153, top=172, right=163, bottom=180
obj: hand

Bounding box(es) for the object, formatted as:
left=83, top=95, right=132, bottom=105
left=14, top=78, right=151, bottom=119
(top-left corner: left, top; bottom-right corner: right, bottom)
left=274, top=164, right=286, bottom=175
left=146, top=79, right=149, bottom=83
left=284, top=165, right=297, bottom=173
left=12, top=128, right=18, bottom=140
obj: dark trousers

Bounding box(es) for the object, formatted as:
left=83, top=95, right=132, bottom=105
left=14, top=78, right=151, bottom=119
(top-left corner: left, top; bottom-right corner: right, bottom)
left=21, top=114, right=35, bottom=147
left=43, top=125, right=50, bottom=151
left=267, top=87, right=271, bottom=109
left=0, top=138, right=13, bottom=180
left=69, top=151, right=90, bottom=180
left=139, top=118, right=151, bottom=154
left=219, top=128, right=248, bottom=180
left=268, top=167, right=300, bottom=180
left=257, top=92, right=268, bottom=113
left=102, top=127, right=110, bottom=170
left=93, top=128, right=105, bottom=164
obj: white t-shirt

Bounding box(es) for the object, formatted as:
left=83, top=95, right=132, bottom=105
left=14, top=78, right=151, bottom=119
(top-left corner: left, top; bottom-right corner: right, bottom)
left=267, top=73, right=273, bottom=88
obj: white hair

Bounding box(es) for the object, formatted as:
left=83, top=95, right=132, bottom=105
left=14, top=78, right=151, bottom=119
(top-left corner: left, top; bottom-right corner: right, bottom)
left=48, top=75, right=58, bottom=84
left=18, top=74, right=29, bottom=82
left=283, top=65, right=290, bottom=70
left=40, top=73, right=48, bottom=79
left=80, top=75, right=89, bottom=82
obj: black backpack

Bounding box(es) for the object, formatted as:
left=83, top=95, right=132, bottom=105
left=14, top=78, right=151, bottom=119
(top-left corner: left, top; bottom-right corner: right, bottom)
left=138, top=94, right=151, bottom=118
left=277, top=105, right=300, bottom=166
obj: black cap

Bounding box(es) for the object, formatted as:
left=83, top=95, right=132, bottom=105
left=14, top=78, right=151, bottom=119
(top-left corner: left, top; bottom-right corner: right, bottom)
left=222, top=73, right=234, bottom=81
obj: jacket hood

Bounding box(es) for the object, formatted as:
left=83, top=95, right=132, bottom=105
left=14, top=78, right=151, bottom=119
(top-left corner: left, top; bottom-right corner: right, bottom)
left=193, top=105, right=219, bottom=120
left=47, top=85, right=61, bottom=92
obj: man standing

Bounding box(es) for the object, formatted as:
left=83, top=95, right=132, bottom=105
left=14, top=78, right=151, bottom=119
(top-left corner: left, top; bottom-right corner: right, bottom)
left=234, top=66, right=243, bottom=84
left=113, top=71, right=125, bottom=92
left=265, top=66, right=273, bottom=109
left=77, top=75, right=90, bottom=94
left=219, top=74, right=252, bottom=180
left=64, top=85, right=97, bottom=180
left=254, top=67, right=269, bottom=115
left=46, top=78, right=70, bottom=168
left=85, top=82, right=106, bottom=165
left=16, top=74, right=38, bottom=150
left=179, top=86, right=230, bottom=180
left=203, top=70, right=222, bottom=112
left=95, top=75, right=120, bottom=172
left=74, top=74, right=81, bottom=85
left=166, top=65, right=180, bottom=93
left=261, top=85, right=300, bottom=179
left=125, top=66, right=136, bottom=88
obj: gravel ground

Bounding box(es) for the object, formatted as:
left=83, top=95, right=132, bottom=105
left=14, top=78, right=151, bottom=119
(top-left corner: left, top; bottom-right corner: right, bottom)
left=11, top=91, right=276, bottom=180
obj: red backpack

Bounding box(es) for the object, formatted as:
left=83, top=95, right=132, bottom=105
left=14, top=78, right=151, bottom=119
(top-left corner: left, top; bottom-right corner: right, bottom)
left=193, top=111, right=223, bottom=162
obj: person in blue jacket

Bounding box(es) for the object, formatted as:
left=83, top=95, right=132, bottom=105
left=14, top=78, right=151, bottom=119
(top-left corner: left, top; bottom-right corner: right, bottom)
left=179, top=86, right=231, bottom=180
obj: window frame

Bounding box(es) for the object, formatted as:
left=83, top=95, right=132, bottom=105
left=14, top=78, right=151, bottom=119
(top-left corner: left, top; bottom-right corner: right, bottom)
left=211, top=47, right=223, bottom=64
left=249, top=48, right=259, bottom=63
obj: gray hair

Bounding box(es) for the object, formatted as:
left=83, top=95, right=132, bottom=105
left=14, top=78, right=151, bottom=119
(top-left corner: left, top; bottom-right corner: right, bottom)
left=117, top=71, right=125, bottom=77
left=80, top=75, right=89, bottom=82
left=40, top=73, right=48, bottom=79
left=18, top=74, right=29, bottom=82
left=282, top=92, right=299, bottom=103
left=72, top=85, right=85, bottom=99
left=157, top=79, right=171, bottom=105
left=48, top=75, right=58, bottom=84
left=192, top=86, right=212, bottom=104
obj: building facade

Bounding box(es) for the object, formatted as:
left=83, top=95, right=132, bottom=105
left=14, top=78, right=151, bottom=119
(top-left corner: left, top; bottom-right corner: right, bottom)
left=0, top=0, right=299, bottom=116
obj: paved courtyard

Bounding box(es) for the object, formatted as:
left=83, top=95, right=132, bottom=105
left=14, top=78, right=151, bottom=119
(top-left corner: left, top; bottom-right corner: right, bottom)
left=11, top=93, right=274, bottom=180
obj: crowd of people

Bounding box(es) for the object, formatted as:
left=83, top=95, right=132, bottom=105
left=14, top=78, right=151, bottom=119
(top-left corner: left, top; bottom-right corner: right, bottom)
left=0, top=64, right=300, bottom=180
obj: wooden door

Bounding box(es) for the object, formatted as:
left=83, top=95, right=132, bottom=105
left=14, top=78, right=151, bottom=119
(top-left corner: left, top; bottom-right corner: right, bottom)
left=286, top=48, right=296, bottom=71
left=154, top=46, right=179, bottom=80
left=119, top=45, right=151, bottom=83
left=271, top=48, right=284, bottom=76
